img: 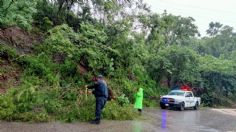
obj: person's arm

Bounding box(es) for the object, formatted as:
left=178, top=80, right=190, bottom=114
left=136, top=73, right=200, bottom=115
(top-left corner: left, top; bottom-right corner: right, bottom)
left=87, top=82, right=99, bottom=89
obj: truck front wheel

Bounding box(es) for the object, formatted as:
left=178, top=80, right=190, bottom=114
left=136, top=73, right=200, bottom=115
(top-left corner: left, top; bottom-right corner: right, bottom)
left=160, top=103, right=166, bottom=109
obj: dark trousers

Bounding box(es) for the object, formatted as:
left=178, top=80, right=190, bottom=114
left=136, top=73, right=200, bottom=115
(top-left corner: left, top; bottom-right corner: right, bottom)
left=95, top=97, right=107, bottom=120
left=138, top=109, right=142, bottom=112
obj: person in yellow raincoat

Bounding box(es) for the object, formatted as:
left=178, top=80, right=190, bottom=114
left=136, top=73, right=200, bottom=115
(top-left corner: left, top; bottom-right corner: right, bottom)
left=134, top=87, right=144, bottom=113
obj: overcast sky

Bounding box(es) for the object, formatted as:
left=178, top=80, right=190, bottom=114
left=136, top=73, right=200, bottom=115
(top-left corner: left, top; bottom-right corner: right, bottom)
left=143, top=0, right=236, bottom=36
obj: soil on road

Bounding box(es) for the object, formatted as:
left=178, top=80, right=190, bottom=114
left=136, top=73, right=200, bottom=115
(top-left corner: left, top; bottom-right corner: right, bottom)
left=1, top=108, right=236, bottom=132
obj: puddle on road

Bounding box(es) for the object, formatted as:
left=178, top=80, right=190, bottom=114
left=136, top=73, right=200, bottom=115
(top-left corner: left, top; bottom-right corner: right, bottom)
left=161, top=110, right=167, bottom=129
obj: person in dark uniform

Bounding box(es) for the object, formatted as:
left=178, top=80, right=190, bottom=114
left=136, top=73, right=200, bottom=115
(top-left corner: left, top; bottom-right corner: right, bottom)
left=86, top=75, right=108, bottom=124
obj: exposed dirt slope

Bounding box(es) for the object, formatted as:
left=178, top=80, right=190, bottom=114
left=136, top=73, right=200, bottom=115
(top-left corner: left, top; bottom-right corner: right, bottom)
left=0, top=26, right=42, bottom=54
left=0, top=58, right=21, bottom=93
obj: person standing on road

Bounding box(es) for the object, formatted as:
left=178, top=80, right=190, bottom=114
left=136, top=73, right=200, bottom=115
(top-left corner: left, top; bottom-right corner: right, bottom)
left=134, top=87, right=144, bottom=114
left=86, top=75, right=108, bottom=124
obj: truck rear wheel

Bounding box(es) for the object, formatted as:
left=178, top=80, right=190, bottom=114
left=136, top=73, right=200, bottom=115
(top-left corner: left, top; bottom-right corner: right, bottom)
left=179, top=102, right=185, bottom=111
left=194, top=102, right=199, bottom=110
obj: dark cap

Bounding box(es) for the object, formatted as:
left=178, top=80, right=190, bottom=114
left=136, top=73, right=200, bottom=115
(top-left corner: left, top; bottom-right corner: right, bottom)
left=97, top=75, right=103, bottom=78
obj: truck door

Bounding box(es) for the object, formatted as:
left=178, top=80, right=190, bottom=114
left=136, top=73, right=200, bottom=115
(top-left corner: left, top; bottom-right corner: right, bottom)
left=185, top=92, right=193, bottom=107
left=188, top=92, right=194, bottom=107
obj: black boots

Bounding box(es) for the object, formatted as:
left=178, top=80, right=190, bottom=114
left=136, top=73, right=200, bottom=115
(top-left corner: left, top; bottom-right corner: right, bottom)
left=90, top=119, right=100, bottom=124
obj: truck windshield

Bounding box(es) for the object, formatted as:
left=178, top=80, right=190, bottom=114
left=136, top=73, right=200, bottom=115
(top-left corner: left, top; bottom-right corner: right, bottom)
left=168, top=91, right=185, bottom=96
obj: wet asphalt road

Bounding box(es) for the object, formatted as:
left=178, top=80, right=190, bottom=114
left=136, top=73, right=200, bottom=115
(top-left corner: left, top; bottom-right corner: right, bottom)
left=0, top=108, right=236, bottom=132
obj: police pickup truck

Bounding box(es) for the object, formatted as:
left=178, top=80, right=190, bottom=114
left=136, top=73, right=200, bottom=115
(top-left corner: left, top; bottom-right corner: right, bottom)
left=160, top=90, right=201, bottom=111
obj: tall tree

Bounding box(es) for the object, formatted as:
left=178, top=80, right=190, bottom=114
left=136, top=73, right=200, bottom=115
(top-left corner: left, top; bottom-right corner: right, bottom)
left=206, top=22, right=223, bottom=37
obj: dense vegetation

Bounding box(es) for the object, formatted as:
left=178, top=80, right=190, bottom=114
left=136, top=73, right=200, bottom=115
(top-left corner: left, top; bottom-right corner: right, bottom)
left=0, top=0, right=236, bottom=122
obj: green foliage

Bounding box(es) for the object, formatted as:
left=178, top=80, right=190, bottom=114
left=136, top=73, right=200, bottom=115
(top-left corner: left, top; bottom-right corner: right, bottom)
left=0, top=94, right=15, bottom=120
left=79, top=22, right=108, bottom=43
left=199, top=23, right=236, bottom=58
left=18, top=53, right=59, bottom=85
left=37, top=23, right=114, bottom=75
left=40, top=24, right=79, bottom=57
left=199, top=55, right=235, bottom=75
left=33, top=0, right=57, bottom=31
left=117, top=94, right=130, bottom=106
left=146, top=12, right=199, bottom=49
left=76, top=22, right=116, bottom=75
left=11, top=111, right=49, bottom=122
left=33, top=0, right=83, bottom=31
left=41, top=17, right=53, bottom=31
left=103, top=101, right=137, bottom=120
left=0, top=77, right=48, bottom=121
left=198, top=56, right=236, bottom=106
left=147, top=45, right=200, bottom=84
left=0, top=44, right=18, bottom=60
left=59, top=59, right=77, bottom=77
left=13, top=84, right=37, bottom=112
left=0, top=0, right=37, bottom=30
left=0, top=74, right=137, bottom=122
left=143, top=100, right=157, bottom=107
left=1, top=0, right=236, bottom=122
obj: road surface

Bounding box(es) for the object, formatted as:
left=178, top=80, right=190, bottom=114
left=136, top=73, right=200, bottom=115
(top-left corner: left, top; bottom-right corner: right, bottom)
left=0, top=108, right=236, bottom=132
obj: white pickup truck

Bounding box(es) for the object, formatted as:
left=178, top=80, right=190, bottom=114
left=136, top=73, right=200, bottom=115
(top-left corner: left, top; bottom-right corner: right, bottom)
left=160, top=90, right=201, bottom=111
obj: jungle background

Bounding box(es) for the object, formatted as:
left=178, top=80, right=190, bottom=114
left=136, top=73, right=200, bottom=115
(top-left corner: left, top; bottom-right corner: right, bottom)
left=0, top=0, right=236, bottom=122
